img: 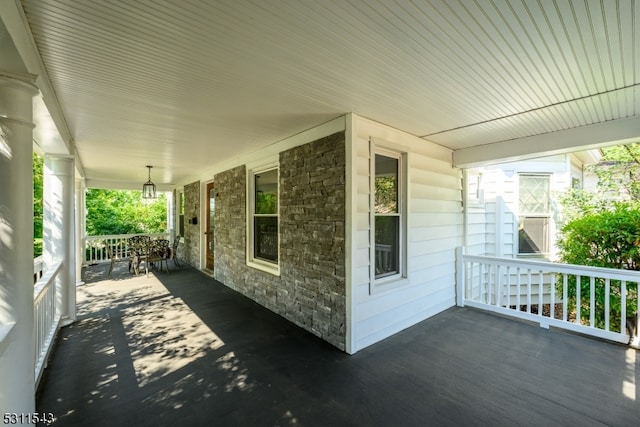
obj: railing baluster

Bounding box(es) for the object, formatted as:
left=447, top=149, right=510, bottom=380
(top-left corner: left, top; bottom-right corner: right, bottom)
left=589, top=276, right=595, bottom=328
left=496, top=264, right=502, bottom=307
left=576, top=275, right=581, bottom=325
left=516, top=267, right=521, bottom=311
left=85, top=232, right=171, bottom=264
left=604, top=278, right=611, bottom=332
left=550, top=273, right=556, bottom=319
left=480, top=263, right=486, bottom=304
left=33, top=261, right=63, bottom=387
left=468, top=261, right=473, bottom=301
left=526, top=269, right=532, bottom=314
left=468, top=262, right=473, bottom=301
left=485, top=263, right=490, bottom=305
left=538, top=270, right=543, bottom=316
left=621, top=281, right=627, bottom=334
left=505, top=266, right=511, bottom=308
left=563, top=274, right=568, bottom=321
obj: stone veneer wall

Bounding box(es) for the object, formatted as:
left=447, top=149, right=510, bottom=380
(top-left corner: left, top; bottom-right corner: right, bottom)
left=182, top=180, right=201, bottom=268
left=214, top=132, right=346, bottom=350
left=213, top=165, right=246, bottom=282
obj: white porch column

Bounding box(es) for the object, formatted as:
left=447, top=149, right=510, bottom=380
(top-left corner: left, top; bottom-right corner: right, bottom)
left=75, top=178, right=86, bottom=283
left=167, top=190, right=175, bottom=241
left=0, top=72, right=38, bottom=414
left=43, top=155, right=76, bottom=325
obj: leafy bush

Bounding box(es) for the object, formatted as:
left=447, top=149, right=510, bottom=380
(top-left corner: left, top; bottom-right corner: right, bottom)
left=557, top=203, right=640, bottom=270
left=557, top=202, right=640, bottom=330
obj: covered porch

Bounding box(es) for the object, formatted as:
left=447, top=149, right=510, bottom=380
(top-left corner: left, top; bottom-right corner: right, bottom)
left=3, top=0, right=640, bottom=421
left=37, top=262, right=639, bottom=426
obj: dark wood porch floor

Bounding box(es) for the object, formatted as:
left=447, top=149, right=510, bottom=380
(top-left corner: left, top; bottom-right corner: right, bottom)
left=37, top=262, right=639, bottom=426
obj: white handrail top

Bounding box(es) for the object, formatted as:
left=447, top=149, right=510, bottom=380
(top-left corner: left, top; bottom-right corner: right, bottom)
left=463, top=254, right=640, bottom=282
left=86, top=232, right=170, bottom=240
left=34, top=260, right=63, bottom=303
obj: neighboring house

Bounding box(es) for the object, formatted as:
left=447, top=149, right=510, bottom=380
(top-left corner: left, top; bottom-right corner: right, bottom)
left=465, top=151, right=601, bottom=261
left=464, top=151, right=601, bottom=306
left=583, top=159, right=640, bottom=201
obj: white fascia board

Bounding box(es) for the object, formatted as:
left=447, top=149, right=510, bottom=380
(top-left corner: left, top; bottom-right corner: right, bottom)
left=453, top=116, right=640, bottom=168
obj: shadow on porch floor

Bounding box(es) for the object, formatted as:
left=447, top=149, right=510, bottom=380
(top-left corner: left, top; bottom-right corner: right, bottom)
left=36, top=262, right=639, bottom=426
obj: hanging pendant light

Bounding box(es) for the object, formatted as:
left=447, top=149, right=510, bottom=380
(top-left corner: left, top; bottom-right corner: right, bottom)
left=142, top=165, right=157, bottom=199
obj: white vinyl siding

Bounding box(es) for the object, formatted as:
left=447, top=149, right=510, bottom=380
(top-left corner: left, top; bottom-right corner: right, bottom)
left=349, top=115, right=462, bottom=353
left=468, top=155, right=574, bottom=260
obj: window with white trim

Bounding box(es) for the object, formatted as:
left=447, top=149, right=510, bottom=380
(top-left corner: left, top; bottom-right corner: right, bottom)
left=372, top=150, right=405, bottom=282
left=518, top=174, right=550, bottom=255
left=466, top=170, right=484, bottom=205
left=248, top=166, right=279, bottom=272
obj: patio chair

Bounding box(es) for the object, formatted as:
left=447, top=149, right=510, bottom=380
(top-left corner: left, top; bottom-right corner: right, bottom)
left=148, top=238, right=171, bottom=274
left=168, top=237, right=181, bottom=268
left=127, top=235, right=151, bottom=276
left=106, top=244, right=116, bottom=278
left=106, top=243, right=129, bottom=278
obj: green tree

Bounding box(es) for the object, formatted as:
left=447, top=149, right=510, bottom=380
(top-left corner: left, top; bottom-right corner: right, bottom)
left=31, top=154, right=166, bottom=256
left=85, top=189, right=167, bottom=235
left=559, top=142, right=640, bottom=224
left=33, top=152, right=43, bottom=257
left=556, top=143, right=640, bottom=331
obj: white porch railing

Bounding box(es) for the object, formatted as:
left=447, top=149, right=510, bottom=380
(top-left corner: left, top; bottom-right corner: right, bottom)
left=34, top=260, right=63, bottom=387
left=84, top=232, right=170, bottom=265
left=456, top=248, right=639, bottom=347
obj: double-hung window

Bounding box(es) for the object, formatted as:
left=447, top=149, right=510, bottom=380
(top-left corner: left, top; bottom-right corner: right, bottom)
left=248, top=166, right=279, bottom=274
left=518, top=174, right=550, bottom=255
left=372, top=149, right=406, bottom=286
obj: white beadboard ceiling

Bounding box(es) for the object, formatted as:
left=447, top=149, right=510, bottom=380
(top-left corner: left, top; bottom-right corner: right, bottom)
left=7, top=0, right=640, bottom=187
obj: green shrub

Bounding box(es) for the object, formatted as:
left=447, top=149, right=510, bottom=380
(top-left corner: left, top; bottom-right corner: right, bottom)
left=33, top=238, right=43, bottom=258
left=557, top=203, right=640, bottom=270
left=557, top=202, right=639, bottom=330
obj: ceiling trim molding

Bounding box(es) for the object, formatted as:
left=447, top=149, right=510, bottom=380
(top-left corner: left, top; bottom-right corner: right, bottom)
left=453, top=116, right=640, bottom=168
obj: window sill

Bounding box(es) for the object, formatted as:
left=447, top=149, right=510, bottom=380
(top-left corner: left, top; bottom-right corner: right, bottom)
left=370, top=276, right=409, bottom=295
left=247, top=259, right=280, bottom=276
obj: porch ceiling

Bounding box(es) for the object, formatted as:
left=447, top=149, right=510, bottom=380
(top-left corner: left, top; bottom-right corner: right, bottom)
left=2, top=0, right=640, bottom=186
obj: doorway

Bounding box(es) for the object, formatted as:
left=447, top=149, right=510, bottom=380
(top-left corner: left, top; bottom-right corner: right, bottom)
left=205, top=182, right=215, bottom=270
